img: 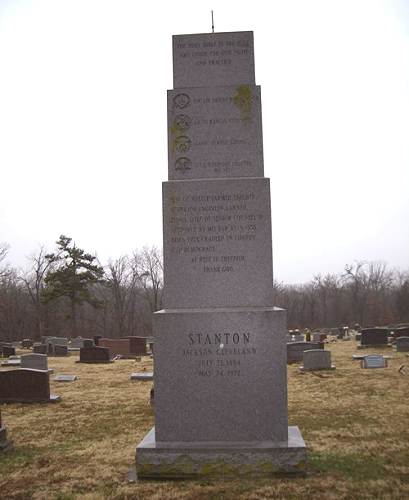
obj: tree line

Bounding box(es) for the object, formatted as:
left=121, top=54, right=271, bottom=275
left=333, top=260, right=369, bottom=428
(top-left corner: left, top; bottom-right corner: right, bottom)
left=0, top=236, right=163, bottom=342
left=274, top=261, right=409, bottom=329
left=0, top=236, right=408, bottom=341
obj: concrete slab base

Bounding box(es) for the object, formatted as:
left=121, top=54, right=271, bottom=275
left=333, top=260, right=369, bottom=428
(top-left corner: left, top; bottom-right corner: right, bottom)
left=135, top=426, right=306, bottom=479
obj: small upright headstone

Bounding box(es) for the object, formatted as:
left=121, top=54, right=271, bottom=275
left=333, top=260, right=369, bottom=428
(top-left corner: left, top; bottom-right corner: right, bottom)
left=301, top=350, right=334, bottom=371
left=53, top=345, right=69, bottom=357
left=70, top=337, right=84, bottom=349
left=0, top=369, right=60, bottom=402
left=359, top=328, right=389, bottom=347
left=33, top=343, right=47, bottom=355
left=396, top=337, right=409, bottom=352
left=21, top=339, right=33, bottom=349
left=122, top=336, right=147, bottom=355
left=83, top=339, right=94, bottom=348
left=78, top=346, right=111, bottom=364
left=93, top=335, right=102, bottom=346
left=287, top=342, right=323, bottom=364
left=20, top=353, right=49, bottom=371
left=0, top=410, right=13, bottom=452
left=99, top=338, right=133, bottom=358
left=2, top=346, right=16, bottom=358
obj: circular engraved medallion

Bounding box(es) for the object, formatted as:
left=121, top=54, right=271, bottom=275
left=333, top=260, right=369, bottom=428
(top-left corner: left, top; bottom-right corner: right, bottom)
left=175, top=157, right=192, bottom=172
left=173, top=114, right=192, bottom=132
left=174, top=135, right=192, bottom=153
left=173, top=93, right=191, bottom=109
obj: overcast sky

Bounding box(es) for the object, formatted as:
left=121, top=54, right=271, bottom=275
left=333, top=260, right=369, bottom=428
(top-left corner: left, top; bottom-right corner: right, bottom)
left=0, top=0, right=408, bottom=283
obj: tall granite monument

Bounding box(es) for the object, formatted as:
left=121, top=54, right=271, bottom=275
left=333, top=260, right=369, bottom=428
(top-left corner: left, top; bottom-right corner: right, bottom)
left=136, top=30, right=306, bottom=477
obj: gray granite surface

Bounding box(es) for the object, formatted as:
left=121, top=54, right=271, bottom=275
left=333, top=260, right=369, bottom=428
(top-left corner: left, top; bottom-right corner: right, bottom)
left=173, top=32, right=255, bottom=88
left=162, top=177, right=273, bottom=309
left=168, top=85, right=263, bottom=180
left=153, top=307, right=287, bottom=443
left=136, top=426, right=306, bottom=478
left=301, top=349, right=334, bottom=371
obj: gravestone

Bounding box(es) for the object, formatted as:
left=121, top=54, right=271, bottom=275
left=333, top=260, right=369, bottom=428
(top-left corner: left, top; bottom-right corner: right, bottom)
left=396, top=336, right=409, bottom=352
left=362, top=355, right=387, bottom=369
left=135, top=30, right=306, bottom=479
left=70, top=337, right=84, bottom=349
left=301, top=350, right=334, bottom=371
left=33, top=343, right=47, bottom=355
left=53, top=345, right=69, bottom=357
left=359, top=328, right=389, bottom=347
left=54, top=374, right=77, bottom=382
left=0, top=410, right=13, bottom=452
left=287, top=342, right=323, bottom=364
left=21, top=339, right=33, bottom=349
left=94, top=335, right=102, bottom=346
left=0, top=369, right=60, bottom=403
left=99, top=338, right=133, bottom=358
left=78, top=346, right=111, bottom=364
left=390, top=326, right=409, bottom=339
left=2, top=345, right=16, bottom=357
left=122, top=336, right=147, bottom=355
left=83, top=339, right=94, bottom=348
left=20, top=353, right=49, bottom=371
left=130, top=372, right=154, bottom=381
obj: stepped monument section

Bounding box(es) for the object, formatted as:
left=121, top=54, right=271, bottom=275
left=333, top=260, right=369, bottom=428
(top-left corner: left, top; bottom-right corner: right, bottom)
left=135, top=30, right=306, bottom=478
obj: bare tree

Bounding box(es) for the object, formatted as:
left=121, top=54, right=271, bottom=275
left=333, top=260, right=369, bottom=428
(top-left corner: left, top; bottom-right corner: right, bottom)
left=131, top=246, right=163, bottom=312
left=20, top=246, right=54, bottom=339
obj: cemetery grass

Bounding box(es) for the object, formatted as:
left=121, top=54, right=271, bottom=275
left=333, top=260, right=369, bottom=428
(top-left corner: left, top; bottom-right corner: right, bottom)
left=1, top=343, right=409, bottom=500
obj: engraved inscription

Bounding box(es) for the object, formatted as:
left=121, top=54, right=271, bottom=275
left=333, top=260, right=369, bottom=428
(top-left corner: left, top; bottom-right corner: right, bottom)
left=175, top=37, right=252, bottom=68
left=182, top=331, right=256, bottom=378
left=168, top=86, right=263, bottom=179
left=167, top=189, right=264, bottom=274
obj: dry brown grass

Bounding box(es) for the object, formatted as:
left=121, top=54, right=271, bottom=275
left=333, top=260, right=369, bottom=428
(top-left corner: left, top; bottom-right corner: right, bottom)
left=1, top=342, right=409, bottom=499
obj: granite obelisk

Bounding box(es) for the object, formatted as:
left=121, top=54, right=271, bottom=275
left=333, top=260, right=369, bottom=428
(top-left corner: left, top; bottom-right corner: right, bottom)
left=136, top=30, right=306, bottom=477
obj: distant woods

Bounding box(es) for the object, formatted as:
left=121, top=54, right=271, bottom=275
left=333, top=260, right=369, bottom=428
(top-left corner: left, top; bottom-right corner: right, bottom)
left=0, top=237, right=408, bottom=341
left=274, top=261, right=409, bottom=329
left=0, top=236, right=163, bottom=341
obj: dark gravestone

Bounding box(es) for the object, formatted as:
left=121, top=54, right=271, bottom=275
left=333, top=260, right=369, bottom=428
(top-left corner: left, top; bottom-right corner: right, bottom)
left=2, top=346, right=16, bottom=358
left=0, top=410, right=13, bottom=452
left=122, top=336, right=147, bottom=355
left=79, top=346, right=111, bottom=363
left=360, top=328, right=388, bottom=346
left=53, top=345, right=69, bottom=357
left=396, top=337, right=409, bottom=352
left=287, top=342, right=323, bottom=364
left=0, top=369, right=60, bottom=403
left=93, top=335, right=102, bottom=346
left=33, top=343, right=47, bottom=355
left=390, top=327, right=409, bottom=339
left=83, top=339, right=94, bottom=348
left=21, top=339, right=33, bottom=349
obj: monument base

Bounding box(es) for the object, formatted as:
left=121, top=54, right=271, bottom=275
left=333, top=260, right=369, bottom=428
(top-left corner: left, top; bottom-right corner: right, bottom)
left=135, top=426, right=306, bottom=479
